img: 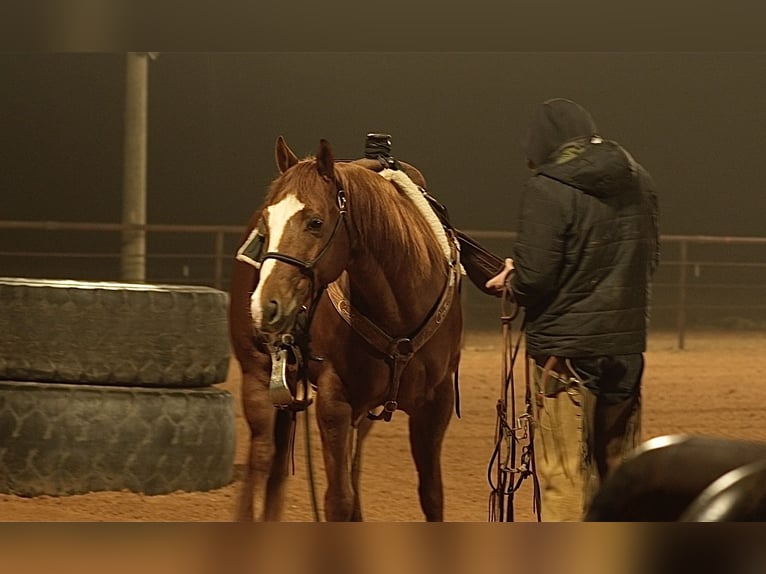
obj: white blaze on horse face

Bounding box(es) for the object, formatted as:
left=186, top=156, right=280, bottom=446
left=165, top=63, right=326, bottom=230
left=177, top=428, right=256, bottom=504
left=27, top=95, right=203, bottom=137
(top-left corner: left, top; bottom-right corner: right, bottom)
left=250, top=194, right=305, bottom=329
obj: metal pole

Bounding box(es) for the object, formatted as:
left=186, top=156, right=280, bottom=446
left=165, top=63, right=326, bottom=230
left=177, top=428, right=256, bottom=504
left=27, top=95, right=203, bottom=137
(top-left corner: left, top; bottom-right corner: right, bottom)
left=121, top=52, right=149, bottom=282
left=214, top=231, right=224, bottom=290
left=677, top=240, right=688, bottom=350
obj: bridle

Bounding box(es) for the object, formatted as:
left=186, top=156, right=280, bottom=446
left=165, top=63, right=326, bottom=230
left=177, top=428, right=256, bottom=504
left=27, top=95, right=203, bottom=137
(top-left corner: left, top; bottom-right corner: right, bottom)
left=258, top=183, right=349, bottom=412
left=260, top=186, right=348, bottom=275
left=255, top=169, right=458, bottom=426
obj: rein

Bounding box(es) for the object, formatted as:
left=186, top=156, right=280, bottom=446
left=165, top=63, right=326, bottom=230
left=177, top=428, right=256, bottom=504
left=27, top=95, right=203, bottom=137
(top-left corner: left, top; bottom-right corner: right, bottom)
left=260, top=185, right=348, bottom=413
left=260, top=173, right=460, bottom=424
left=257, top=183, right=349, bottom=524
left=246, top=165, right=460, bottom=520
left=487, top=286, right=542, bottom=522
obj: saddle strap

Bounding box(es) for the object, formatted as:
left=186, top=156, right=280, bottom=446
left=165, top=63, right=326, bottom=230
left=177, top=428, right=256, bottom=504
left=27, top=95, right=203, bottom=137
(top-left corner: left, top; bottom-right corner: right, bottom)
left=327, top=249, right=459, bottom=422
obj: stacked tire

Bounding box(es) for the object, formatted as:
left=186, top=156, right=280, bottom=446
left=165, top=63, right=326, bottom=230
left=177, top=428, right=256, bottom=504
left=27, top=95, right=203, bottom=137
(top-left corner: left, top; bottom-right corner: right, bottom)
left=0, top=278, right=236, bottom=496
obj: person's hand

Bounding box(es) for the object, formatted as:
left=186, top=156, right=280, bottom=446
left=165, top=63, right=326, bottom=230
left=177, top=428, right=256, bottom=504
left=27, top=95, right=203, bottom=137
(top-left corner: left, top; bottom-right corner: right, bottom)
left=485, top=258, right=514, bottom=296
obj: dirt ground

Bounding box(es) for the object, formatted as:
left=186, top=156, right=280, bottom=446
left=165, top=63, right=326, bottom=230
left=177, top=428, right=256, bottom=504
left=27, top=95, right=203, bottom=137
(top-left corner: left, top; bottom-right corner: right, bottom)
left=2, top=329, right=765, bottom=522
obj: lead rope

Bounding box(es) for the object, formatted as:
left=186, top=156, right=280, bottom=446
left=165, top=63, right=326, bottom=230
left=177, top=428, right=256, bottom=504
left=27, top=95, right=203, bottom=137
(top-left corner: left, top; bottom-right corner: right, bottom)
left=302, top=407, right=321, bottom=522
left=279, top=291, right=328, bottom=522
left=487, top=285, right=540, bottom=521
left=487, top=286, right=519, bottom=521
left=284, top=405, right=321, bottom=522
left=286, top=408, right=321, bottom=522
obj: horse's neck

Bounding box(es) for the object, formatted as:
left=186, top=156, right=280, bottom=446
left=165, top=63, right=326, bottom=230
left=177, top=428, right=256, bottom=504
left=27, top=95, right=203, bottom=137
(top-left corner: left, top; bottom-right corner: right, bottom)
left=344, top=253, right=446, bottom=337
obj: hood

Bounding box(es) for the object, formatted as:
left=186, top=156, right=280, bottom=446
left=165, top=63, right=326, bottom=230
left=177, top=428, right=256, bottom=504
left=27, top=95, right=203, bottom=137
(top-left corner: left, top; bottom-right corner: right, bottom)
left=536, top=136, right=639, bottom=198
left=525, top=98, right=637, bottom=198
left=524, top=98, right=598, bottom=167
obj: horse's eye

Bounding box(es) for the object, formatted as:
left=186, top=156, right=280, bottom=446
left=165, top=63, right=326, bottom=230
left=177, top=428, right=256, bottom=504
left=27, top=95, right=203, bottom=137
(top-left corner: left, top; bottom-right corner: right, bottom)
left=307, top=218, right=323, bottom=232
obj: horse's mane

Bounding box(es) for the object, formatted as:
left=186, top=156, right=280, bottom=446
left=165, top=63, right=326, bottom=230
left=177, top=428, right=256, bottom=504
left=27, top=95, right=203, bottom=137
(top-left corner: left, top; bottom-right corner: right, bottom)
left=264, top=159, right=446, bottom=278
left=335, top=162, right=446, bottom=277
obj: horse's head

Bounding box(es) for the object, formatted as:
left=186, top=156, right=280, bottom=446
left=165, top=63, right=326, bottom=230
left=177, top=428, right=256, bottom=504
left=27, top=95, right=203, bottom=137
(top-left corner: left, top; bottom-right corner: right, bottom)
left=250, top=137, right=351, bottom=341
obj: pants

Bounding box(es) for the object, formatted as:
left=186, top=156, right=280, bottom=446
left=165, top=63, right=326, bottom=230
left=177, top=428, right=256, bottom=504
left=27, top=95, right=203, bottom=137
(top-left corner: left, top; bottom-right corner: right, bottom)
left=530, top=354, right=643, bottom=521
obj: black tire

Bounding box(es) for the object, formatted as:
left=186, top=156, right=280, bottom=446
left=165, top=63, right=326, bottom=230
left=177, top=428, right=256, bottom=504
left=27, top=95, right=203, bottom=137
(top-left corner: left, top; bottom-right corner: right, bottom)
left=584, top=435, right=766, bottom=521
left=680, top=460, right=766, bottom=521
left=0, top=278, right=231, bottom=387
left=0, top=381, right=236, bottom=496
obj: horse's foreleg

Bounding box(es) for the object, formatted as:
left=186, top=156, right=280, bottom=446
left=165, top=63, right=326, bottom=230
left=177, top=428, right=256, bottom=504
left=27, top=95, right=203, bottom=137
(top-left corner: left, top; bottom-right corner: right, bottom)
left=237, top=384, right=274, bottom=521
left=408, top=376, right=455, bottom=522
left=316, top=372, right=355, bottom=521
left=238, top=376, right=293, bottom=521
left=350, top=416, right=373, bottom=521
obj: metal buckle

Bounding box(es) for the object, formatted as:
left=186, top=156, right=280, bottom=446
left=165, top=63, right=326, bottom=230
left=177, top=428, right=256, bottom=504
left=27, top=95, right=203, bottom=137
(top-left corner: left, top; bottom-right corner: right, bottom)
left=269, top=346, right=293, bottom=408
left=336, top=188, right=347, bottom=210
left=269, top=334, right=314, bottom=410
left=390, top=337, right=414, bottom=359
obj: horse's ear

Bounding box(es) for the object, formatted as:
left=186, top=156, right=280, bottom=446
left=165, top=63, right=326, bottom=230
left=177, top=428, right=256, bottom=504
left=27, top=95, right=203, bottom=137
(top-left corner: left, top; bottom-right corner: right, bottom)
left=316, top=139, right=335, bottom=181
left=275, top=135, right=299, bottom=173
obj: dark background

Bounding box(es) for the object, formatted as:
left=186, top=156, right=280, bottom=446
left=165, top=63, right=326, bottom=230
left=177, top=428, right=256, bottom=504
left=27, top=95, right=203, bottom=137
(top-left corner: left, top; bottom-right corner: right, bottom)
left=2, top=51, right=765, bottom=329
left=2, top=52, right=765, bottom=235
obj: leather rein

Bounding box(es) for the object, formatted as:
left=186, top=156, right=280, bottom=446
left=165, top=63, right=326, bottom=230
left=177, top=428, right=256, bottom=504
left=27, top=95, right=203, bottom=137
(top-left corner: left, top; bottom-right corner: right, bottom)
left=259, top=184, right=347, bottom=412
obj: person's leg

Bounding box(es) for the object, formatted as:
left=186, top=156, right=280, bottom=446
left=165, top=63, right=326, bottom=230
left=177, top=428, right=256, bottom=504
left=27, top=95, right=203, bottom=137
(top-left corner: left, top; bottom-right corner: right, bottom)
left=597, top=393, right=642, bottom=474
left=570, top=354, right=644, bottom=508
left=579, top=385, right=600, bottom=509
left=530, top=356, right=587, bottom=521
left=597, top=354, right=643, bottom=472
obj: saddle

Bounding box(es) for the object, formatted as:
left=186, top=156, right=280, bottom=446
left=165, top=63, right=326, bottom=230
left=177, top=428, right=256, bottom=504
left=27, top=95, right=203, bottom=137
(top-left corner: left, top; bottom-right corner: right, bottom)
left=348, top=157, right=505, bottom=296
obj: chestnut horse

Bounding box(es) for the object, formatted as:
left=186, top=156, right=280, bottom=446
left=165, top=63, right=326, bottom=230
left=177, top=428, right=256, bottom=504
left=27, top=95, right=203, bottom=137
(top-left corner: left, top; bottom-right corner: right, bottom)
left=229, top=137, right=463, bottom=521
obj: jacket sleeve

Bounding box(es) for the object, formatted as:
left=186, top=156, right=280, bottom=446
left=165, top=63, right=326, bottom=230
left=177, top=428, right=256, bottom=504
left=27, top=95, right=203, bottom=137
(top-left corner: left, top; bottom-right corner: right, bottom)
left=509, top=177, right=570, bottom=308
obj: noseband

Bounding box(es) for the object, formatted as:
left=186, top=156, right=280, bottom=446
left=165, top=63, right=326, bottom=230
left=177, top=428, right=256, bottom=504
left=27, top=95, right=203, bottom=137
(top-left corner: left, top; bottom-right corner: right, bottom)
left=260, top=187, right=348, bottom=275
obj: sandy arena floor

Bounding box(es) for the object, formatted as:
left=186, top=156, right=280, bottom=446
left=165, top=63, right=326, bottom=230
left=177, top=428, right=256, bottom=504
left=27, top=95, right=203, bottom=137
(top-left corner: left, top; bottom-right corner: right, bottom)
left=2, top=329, right=765, bottom=522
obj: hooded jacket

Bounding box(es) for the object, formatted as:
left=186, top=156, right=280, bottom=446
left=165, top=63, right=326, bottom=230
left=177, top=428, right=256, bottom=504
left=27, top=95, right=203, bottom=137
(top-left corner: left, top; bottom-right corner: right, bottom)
left=511, top=99, right=659, bottom=358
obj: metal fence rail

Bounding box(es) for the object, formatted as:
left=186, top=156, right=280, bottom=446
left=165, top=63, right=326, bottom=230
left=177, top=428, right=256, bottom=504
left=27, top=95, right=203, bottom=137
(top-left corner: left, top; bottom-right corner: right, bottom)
left=2, top=221, right=765, bottom=349
left=0, top=220, right=243, bottom=290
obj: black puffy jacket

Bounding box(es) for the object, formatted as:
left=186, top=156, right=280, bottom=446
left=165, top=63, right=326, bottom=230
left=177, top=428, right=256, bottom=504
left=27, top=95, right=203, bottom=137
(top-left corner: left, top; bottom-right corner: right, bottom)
left=511, top=102, right=659, bottom=358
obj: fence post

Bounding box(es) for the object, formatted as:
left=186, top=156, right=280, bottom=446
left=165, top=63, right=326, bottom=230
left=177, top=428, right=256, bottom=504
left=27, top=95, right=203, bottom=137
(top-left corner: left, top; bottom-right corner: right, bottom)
left=677, top=239, right=688, bottom=350
left=121, top=52, right=150, bottom=282
left=214, top=231, right=224, bottom=290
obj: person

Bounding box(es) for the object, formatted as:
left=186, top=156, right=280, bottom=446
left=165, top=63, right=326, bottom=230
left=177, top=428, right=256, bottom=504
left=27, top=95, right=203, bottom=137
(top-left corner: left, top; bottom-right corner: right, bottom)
left=486, top=98, right=660, bottom=521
